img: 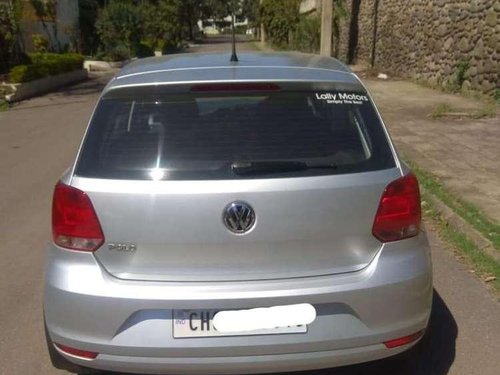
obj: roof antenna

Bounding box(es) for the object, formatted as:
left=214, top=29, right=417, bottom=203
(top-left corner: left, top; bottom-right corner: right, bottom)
left=230, top=13, right=238, bottom=62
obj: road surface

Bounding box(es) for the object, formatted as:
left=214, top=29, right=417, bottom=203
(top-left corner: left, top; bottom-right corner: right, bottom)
left=0, top=37, right=498, bottom=375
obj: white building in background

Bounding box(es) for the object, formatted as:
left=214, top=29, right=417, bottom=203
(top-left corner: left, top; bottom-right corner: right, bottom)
left=197, top=15, right=249, bottom=35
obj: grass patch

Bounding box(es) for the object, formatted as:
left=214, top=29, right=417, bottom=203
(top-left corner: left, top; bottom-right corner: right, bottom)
left=445, top=58, right=470, bottom=94
left=422, top=190, right=500, bottom=293
left=250, top=41, right=275, bottom=52
left=407, top=160, right=500, bottom=250
left=431, top=102, right=496, bottom=119
left=0, top=100, right=9, bottom=111
left=432, top=103, right=453, bottom=118
left=412, top=75, right=499, bottom=105
left=0, top=86, right=13, bottom=111
left=250, top=41, right=265, bottom=51
left=470, top=103, right=497, bottom=119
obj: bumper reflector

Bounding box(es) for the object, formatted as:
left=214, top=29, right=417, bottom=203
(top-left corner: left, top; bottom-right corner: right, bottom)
left=383, top=330, right=425, bottom=349
left=54, top=343, right=98, bottom=360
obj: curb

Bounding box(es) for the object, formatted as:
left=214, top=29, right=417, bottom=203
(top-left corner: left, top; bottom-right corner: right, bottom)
left=422, top=186, right=500, bottom=263
left=84, top=59, right=130, bottom=72
left=4, top=70, right=88, bottom=102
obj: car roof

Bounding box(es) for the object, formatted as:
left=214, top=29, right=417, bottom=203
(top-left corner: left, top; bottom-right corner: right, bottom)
left=104, top=52, right=361, bottom=93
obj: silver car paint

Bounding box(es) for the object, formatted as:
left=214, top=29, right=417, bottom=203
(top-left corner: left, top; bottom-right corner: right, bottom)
left=73, top=169, right=401, bottom=282
left=44, top=51, right=432, bottom=374
left=45, top=233, right=431, bottom=373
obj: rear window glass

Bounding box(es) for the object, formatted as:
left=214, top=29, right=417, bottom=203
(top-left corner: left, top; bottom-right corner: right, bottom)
left=75, top=89, right=395, bottom=180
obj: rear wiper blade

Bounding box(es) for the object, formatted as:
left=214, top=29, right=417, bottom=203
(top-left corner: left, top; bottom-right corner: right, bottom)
left=231, top=161, right=338, bottom=176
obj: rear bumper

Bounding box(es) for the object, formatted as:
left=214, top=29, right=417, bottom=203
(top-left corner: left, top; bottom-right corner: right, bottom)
left=44, top=232, right=432, bottom=374
left=62, top=344, right=412, bottom=374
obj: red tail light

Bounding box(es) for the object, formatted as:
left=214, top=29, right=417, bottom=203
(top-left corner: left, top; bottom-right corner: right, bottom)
left=372, top=173, right=421, bottom=242
left=52, top=182, right=104, bottom=251
left=383, top=330, right=425, bottom=349
left=191, top=83, right=280, bottom=92
left=54, top=343, right=98, bottom=359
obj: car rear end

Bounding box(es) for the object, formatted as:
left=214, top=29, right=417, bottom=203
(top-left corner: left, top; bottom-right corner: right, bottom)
left=44, top=66, right=432, bottom=374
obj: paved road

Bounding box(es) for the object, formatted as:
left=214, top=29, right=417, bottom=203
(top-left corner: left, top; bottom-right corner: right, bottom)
left=0, top=37, right=499, bottom=375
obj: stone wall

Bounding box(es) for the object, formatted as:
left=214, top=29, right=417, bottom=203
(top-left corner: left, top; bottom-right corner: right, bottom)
left=336, top=0, right=499, bottom=95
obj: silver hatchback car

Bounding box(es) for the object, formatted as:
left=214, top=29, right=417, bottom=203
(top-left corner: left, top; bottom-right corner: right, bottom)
left=44, top=52, right=432, bottom=374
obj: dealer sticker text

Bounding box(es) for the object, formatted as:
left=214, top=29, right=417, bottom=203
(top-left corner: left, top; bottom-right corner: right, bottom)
left=315, top=92, right=369, bottom=105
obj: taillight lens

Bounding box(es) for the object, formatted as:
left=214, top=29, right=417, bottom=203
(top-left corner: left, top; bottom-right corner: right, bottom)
left=54, top=343, right=98, bottom=359
left=372, top=173, right=421, bottom=242
left=383, top=330, right=425, bottom=349
left=191, top=83, right=280, bottom=92
left=52, top=181, right=104, bottom=251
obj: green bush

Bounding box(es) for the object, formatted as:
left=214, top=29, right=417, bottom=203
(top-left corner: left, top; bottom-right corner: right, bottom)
left=17, top=52, right=32, bottom=65
left=261, top=0, right=301, bottom=49
left=32, top=33, right=49, bottom=52
left=96, top=2, right=141, bottom=56
left=134, top=42, right=155, bottom=58
left=9, top=64, right=43, bottom=83
left=0, top=0, right=23, bottom=74
left=8, top=52, right=84, bottom=83
left=260, top=0, right=346, bottom=54
left=235, top=25, right=248, bottom=35
left=161, top=39, right=180, bottom=55
left=220, top=25, right=248, bottom=35
left=107, top=44, right=130, bottom=61
left=446, top=57, right=471, bottom=93
left=290, top=16, right=321, bottom=53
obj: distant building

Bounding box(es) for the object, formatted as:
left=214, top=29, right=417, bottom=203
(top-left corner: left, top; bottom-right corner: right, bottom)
left=198, top=15, right=249, bottom=35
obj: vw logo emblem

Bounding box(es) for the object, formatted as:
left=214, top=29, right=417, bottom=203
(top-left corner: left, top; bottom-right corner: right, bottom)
left=223, top=202, right=256, bottom=234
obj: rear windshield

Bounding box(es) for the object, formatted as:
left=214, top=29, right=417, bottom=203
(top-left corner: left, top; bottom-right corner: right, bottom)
left=75, top=89, right=395, bottom=180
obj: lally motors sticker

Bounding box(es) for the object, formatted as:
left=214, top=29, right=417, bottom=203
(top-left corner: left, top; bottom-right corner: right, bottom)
left=315, top=92, right=369, bottom=105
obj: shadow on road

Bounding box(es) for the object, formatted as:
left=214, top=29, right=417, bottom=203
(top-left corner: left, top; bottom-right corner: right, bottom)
left=7, top=73, right=113, bottom=111
left=196, top=35, right=256, bottom=45
left=58, top=77, right=110, bottom=97
left=286, top=290, right=457, bottom=375
left=183, top=35, right=258, bottom=54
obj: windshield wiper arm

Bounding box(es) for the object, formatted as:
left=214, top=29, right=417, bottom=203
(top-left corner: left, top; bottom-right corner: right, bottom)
left=231, top=161, right=338, bottom=176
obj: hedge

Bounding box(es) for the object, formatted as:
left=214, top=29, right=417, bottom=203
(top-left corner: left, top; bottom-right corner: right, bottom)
left=134, top=42, right=155, bottom=58
left=8, top=53, right=84, bottom=83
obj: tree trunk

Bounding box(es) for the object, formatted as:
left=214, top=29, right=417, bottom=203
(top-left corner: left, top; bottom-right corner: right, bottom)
left=320, top=0, right=333, bottom=56
left=187, top=8, right=194, bottom=40
left=371, top=0, right=380, bottom=67
left=347, top=0, right=361, bottom=64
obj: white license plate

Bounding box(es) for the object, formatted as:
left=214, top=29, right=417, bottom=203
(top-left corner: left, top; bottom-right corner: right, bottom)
left=173, top=309, right=308, bottom=338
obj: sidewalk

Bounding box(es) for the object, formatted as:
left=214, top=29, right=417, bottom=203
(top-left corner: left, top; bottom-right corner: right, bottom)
left=362, top=77, right=500, bottom=224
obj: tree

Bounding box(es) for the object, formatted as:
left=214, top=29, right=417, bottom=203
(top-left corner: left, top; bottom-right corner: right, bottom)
left=141, top=0, right=206, bottom=47
left=0, top=0, right=24, bottom=73
left=95, top=1, right=142, bottom=57
left=347, top=0, right=361, bottom=63
left=79, top=0, right=100, bottom=55
left=260, top=0, right=301, bottom=48
left=292, top=14, right=321, bottom=53
left=141, top=0, right=184, bottom=50
left=178, top=0, right=204, bottom=40
left=201, top=0, right=240, bottom=21
left=241, top=0, right=259, bottom=29
left=332, top=0, right=348, bottom=58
